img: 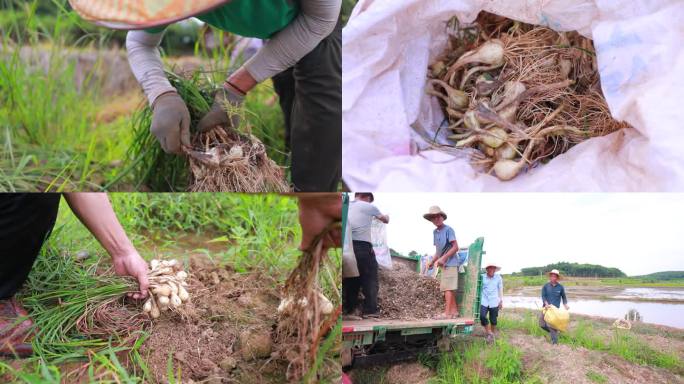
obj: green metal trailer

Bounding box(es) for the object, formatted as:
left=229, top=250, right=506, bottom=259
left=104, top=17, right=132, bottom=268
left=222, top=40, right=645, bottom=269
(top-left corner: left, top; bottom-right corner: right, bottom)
left=342, top=237, right=485, bottom=368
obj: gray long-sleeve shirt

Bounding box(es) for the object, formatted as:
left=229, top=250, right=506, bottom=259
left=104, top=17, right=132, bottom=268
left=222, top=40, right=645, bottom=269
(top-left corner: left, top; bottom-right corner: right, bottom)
left=126, top=0, right=341, bottom=105
left=541, top=282, right=567, bottom=308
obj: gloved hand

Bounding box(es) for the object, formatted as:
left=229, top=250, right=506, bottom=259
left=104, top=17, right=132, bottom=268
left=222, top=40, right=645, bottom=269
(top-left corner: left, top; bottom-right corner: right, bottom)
left=150, top=92, right=191, bottom=154
left=196, top=85, right=245, bottom=133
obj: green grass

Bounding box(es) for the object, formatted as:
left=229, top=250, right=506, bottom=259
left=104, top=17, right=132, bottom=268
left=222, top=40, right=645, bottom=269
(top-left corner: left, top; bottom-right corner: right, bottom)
left=430, top=337, right=539, bottom=384
left=504, top=275, right=684, bottom=290
left=0, top=0, right=287, bottom=191
left=586, top=371, right=607, bottom=383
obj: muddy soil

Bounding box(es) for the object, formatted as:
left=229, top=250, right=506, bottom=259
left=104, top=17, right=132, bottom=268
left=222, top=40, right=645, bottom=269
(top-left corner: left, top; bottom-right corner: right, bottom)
left=376, top=263, right=443, bottom=319
left=141, top=255, right=287, bottom=384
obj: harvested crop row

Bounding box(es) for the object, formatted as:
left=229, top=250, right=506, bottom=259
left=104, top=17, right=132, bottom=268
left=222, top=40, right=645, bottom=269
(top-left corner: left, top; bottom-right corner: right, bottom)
left=426, top=13, right=631, bottom=180
left=128, top=71, right=290, bottom=192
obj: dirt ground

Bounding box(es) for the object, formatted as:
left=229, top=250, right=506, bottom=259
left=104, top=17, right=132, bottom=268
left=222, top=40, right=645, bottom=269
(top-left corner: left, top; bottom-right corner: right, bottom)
left=376, top=264, right=443, bottom=319
left=348, top=310, right=684, bottom=384
left=140, top=255, right=287, bottom=384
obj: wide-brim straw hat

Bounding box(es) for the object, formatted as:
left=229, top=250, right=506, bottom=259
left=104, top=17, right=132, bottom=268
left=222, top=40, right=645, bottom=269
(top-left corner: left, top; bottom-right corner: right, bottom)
left=423, top=206, right=447, bottom=221
left=68, top=0, right=232, bottom=30
left=548, top=269, right=562, bottom=279
left=484, top=262, right=501, bottom=272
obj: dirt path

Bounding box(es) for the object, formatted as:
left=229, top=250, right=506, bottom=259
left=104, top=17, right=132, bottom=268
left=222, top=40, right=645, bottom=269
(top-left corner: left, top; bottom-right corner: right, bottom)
left=508, top=332, right=682, bottom=384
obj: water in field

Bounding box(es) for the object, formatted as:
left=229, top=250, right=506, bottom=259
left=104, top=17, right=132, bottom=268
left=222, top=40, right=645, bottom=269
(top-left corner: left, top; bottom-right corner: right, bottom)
left=503, top=287, right=684, bottom=329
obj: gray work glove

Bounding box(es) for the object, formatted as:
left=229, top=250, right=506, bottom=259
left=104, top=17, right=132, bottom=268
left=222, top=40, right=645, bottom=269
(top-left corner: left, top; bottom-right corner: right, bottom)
left=196, top=85, right=245, bottom=133
left=150, top=92, right=191, bottom=154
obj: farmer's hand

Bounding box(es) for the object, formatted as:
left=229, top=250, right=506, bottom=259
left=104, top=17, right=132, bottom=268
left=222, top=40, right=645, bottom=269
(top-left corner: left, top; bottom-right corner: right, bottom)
left=150, top=92, right=191, bottom=154
left=196, top=85, right=244, bottom=133
left=112, top=252, right=150, bottom=300
left=564, top=304, right=569, bottom=310
left=298, top=194, right=342, bottom=254
left=498, top=300, right=503, bottom=310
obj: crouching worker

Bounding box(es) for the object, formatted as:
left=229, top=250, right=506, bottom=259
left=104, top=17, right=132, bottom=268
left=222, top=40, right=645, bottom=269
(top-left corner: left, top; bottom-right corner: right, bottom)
left=425, top=206, right=460, bottom=319
left=539, top=269, right=569, bottom=344
left=480, top=262, right=503, bottom=343
left=0, top=194, right=149, bottom=357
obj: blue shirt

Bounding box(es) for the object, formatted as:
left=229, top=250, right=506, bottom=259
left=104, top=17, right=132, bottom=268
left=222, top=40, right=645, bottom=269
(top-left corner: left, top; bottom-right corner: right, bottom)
left=480, top=273, right=503, bottom=308
left=433, top=224, right=458, bottom=267
left=541, top=282, right=567, bottom=308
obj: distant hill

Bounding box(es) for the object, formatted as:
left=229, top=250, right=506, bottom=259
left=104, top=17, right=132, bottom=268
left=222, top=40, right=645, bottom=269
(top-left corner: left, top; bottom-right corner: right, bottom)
left=513, top=262, right=626, bottom=278
left=634, top=271, right=684, bottom=280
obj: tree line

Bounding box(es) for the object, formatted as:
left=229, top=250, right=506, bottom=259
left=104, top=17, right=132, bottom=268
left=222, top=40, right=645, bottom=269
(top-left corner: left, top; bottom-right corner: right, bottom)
left=514, top=262, right=626, bottom=278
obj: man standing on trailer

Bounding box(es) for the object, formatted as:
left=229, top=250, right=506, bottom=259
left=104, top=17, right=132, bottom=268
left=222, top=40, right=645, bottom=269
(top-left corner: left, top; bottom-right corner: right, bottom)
left=343, top=193, right=389, bottom=319
left=425, top=206, right=460, bottom=319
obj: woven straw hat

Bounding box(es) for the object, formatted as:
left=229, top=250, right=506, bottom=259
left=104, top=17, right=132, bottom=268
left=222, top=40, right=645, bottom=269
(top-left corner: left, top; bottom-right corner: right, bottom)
left=548, top=269, right=562, bottom=279
left=484, top=262, right=501, bottom=272
left=423, top=206, right=447, bottom=221
left=69, top=0, right=232, bottom=29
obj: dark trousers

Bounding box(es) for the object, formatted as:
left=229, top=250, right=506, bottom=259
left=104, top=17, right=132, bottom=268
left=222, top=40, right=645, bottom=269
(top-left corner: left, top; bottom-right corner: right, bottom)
left=539, top=312, right=559, bottom=344
left=0, top=194, right=60, bottom=299
left=480, top=305, right=499, bottom=326
left=343, top=241, right=378, bottom=315
left=272, top=18, right=341, bottom=192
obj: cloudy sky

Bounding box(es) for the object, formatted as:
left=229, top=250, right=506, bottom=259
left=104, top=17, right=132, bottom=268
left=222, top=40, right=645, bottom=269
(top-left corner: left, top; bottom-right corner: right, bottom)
left=357, top=193, right=684, bottom=276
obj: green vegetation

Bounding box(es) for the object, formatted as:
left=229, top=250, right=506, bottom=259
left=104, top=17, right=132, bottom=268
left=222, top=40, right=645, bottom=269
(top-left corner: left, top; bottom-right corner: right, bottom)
left=429, top=338, right=539, bottom=384
left=0, top=194, right=340, bottom=382
left=0, top=0, right=286, bottom=191
left=516, top=262, right=625, bottom=278
left=635, top=271, right=684, bottom=281
left=498, top=310, right=684, bottom=376
left=504, top=275, right=684, bottom=290
left=586, top=371, right=607, bottom=384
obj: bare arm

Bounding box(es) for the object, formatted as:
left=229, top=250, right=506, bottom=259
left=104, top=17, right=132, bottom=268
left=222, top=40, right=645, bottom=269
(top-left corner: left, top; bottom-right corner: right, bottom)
left=375, top=214, right=389, bottom=224
left=63, top=193, right=149, bottom=299
left=439, top=240, right=459, bottom=263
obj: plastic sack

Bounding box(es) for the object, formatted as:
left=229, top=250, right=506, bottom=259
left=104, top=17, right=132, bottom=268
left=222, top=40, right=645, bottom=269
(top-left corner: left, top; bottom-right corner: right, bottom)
left=371, top=218, right=393, bottom=270
left=543, top=305, right=570, bottom=332
left=342, top=0, right=684, bottom=191
left=342, top=209, right=359, bottom=278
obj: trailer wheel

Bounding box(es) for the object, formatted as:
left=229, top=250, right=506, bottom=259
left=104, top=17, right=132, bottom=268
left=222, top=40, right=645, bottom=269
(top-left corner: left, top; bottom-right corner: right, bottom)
left=437, top=335, right=451, bottom=352
left=342, top=347, right=353, bottom=368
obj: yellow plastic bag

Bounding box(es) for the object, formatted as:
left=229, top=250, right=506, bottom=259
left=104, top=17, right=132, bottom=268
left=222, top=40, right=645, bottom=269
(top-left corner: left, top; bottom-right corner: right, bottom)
left=543, top=305, right=569, bottom=332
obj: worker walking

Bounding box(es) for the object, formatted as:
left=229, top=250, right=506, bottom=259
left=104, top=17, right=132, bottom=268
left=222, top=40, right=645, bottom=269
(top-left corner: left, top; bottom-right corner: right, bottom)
left=343, top=193, right=389, bottom=319
left=425, top=206, right=460, bottom=319
left=480, top=262, right=503, bottom=343
left=539, top=269, right=570, bottom=344
left=70, top=0, right=342, bottom=192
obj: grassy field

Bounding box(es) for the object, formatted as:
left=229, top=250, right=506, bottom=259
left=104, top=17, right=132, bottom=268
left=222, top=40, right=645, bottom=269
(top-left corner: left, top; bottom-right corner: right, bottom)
left=349, top=309, right=684, bottom=384
left=504, top=275, right=684, bottom=292
left=0, top=194, right=341, bottom=383
left=0, top=1, right=286, bottom=191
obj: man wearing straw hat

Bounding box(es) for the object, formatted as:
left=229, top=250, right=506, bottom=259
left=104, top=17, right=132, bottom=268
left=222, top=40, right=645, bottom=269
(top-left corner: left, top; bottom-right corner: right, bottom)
left=539, top=269, right=569, bottom=344
left=69, top=0, right=342, bottom=192
left=344, top=193, right=389, bottom=319
left=480, top=261, right=503, bottom=343
left=425, top=206, right=460, bottom=319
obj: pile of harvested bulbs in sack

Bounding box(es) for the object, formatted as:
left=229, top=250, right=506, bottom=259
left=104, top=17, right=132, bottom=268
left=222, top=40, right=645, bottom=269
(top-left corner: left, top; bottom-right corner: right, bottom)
left=142, top=259, right=190, bottom=318
left=426, top=13, right=631, bottom=180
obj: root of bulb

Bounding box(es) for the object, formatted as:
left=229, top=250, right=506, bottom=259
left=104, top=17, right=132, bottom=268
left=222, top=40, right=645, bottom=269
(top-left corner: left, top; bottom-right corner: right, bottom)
left=423, top=12, right=631, bottom=180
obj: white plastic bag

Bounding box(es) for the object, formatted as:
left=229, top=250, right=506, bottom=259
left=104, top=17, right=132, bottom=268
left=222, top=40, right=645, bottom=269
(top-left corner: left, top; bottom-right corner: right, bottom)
left=342, top=210, right=359, bottom=278
left=371, top=218, right=393, bottom=269
left=342, top=0, right=684, bottom=191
